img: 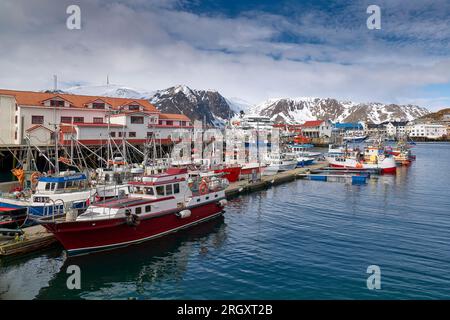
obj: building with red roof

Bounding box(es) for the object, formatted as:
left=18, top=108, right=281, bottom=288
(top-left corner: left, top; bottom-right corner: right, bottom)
left=0, top=88, right=192, bottom=146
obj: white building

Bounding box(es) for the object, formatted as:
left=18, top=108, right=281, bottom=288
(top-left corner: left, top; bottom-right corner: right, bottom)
left=0, top=89, right=192, bottom=146
left=301, top=120, right=332, bottom=138
left=406, top=122, right=447, bottom=139
left=237, top=115, right=274, bottom=130
left=384, top=121, right=408, bottom=137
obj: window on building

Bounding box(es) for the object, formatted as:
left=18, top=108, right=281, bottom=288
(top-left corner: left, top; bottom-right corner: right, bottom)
left=166, top=120, right=173, bottom=126
left=14, top=131, right=18, bottom=140
left=14, top=115, right=18, bottom=124
left=50, top=100, right=65, bottom=107
left=130, top=116, right=144, bottom=124
left=129, top=132, right=136, bottom=138
left=92, top=102, right=105, bottom=109
left=128, top=104, right=140, bottom=111
left=31, top=115, right=44, bottom=124
left=73, top=117, right=84, bottom=123
left=61, top=116, right=72, bottom=124
left=110, top=132, right=116, bottom=137
left=93, top=117, right=103, bottom=123
left=118, top=132, right=122, bottom=137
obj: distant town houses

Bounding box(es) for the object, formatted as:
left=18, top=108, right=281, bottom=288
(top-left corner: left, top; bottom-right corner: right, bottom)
left=236, top=113, right=448, bottom=141
left=0, top=89, right=192, bottom=146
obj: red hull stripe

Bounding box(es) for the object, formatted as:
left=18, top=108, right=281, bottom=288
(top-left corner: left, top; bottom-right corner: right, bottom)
left=330, top=163, right=397, bottom=174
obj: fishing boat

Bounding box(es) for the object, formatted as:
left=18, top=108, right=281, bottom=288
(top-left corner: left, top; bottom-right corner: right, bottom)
left=0, top=171, right=94, bottom=219
left=38, top=168, right=228, bottom=255
left=263, top=153, right=298, bottom=176
left=325, top=146, right=397, bottom=174
left=287, top=144, right=321, bottom=159
left=343, top=135, right=367, bottom=143
left=213, top=165, right=242, bottom=183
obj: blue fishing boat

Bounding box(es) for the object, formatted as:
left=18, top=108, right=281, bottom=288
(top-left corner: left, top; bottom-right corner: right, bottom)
left=0, top=171, right=94, bottom=220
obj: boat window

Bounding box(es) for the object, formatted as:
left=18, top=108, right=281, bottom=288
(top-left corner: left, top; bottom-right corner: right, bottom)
left=45, top=183, right=51, bottom=191
left=135, top=187, right=143, bottom=194
left=125, top=209, right=131, bottom=216
left=156, top=186, right=165, bottom=196
left=57, top=182, right=65, bottom=189
left=166, top=184, right=173, bottom=195
left=51, top=183, right=56, bottom=190
left=135, top=207, right=142, bottom=214
left=145, top=205, right=151, bottom=212
left=145, top=187, right=154, bottom=195
left=173, top=183, right=180, bottom=194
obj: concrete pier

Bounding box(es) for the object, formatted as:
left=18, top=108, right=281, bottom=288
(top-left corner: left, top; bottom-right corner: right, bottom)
left=225, top=162, right=326, bottom=198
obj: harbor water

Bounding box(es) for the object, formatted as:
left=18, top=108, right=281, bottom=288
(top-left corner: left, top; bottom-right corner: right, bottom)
left=1, top=143, right=450, bottom=299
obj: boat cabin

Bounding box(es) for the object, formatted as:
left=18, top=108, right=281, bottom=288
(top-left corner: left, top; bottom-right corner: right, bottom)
left=35, top=173, right=88, bottom=195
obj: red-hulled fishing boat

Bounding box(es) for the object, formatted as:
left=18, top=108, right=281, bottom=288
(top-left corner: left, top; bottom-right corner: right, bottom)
left=213, top=165, right=242, bottom=182
left=39, top=168, right=228, bottom=255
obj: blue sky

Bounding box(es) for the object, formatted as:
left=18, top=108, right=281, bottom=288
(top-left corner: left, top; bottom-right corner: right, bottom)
left=0, top=0, right=449, bottom=110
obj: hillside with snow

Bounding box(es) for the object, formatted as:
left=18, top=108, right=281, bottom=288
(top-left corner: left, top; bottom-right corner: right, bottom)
left=64, top=84, right=155, bottom=99
left=61, top=84, right=430, bottom=126
left=250, top=97, right=430, bottom=124
left=150, top=85, right=236, bottom=126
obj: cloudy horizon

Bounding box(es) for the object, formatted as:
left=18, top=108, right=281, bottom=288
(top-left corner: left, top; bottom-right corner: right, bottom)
left=1, top=0, right=450, bottom=110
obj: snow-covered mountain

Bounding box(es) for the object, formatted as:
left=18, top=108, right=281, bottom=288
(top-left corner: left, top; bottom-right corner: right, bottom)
left=225, top=97, right=254, bottom=114
left=61, top=84, right=430, bottom=126
left=250, top=97, right=430, bottom=124
left=150, top=85, right=236, bottom=126
left=64, top=84, right=155, bottom=99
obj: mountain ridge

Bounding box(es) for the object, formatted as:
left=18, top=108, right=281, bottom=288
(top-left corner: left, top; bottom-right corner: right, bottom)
left=62, top=85, right=430, bottom=126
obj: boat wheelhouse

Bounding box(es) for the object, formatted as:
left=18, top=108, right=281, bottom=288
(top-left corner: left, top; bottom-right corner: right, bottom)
left=0, top=171, right=93, bottom=219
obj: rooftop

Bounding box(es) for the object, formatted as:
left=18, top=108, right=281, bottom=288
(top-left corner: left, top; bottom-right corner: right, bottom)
left=0, top=89, right=158, bottom=112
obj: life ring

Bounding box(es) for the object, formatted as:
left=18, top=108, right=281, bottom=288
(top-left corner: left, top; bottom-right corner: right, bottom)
left=199, top=181, right=208, bottom=195
left=31, top=172, right=41, bottom=185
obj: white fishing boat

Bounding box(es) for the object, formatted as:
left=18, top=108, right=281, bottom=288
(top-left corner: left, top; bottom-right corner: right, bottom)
left=263, top=153, right=297, bottom=175
left=325, top=146, right=396, bottom=174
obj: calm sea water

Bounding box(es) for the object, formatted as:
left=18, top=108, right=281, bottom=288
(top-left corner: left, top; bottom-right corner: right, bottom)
left=1, top=143, right=450, bottom=300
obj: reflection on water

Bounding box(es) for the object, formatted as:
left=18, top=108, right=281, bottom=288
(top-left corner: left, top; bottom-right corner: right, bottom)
left=1, top=217, right=227, bottom=300
left=1, top=143, right=450, bottom=299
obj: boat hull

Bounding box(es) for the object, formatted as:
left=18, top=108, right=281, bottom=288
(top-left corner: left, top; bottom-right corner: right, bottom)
left=40, top=201, right=225, bottom=255
left=325, top=157, right=397, bottom=174
left=0, top=207, right=28, bottom=229
left=214, top=166, right=241, bottom=183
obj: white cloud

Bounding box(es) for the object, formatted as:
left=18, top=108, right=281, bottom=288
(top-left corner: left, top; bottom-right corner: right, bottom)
left=0, top=0, right=449, bottom=110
